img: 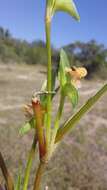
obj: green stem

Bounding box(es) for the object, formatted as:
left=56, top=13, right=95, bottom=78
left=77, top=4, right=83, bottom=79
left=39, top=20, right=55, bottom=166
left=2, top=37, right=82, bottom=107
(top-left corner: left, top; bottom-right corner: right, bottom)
left=51, top=95, right=65, bottom=147
left=55, top=83, right=107, bottom=142
left=22, top=135, right=37, bottom=190
left=33, top=161, right=46, bottom=190
left=45, top=15, right=52, bottom=149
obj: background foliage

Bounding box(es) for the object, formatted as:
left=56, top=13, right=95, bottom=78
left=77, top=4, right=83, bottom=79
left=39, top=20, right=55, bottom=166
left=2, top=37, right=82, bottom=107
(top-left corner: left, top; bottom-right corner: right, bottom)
left=0, top=27, right=107, bottom=79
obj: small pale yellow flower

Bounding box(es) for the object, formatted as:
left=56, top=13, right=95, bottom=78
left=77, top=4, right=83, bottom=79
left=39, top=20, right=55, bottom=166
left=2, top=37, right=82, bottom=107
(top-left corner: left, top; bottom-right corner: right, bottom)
left=65, top=66, right=87, bottom=88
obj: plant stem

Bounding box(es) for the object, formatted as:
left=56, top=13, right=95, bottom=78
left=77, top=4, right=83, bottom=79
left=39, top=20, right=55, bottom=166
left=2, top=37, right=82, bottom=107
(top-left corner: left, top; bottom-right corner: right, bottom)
left=45, top=15, right=52, bottom=149
left=33, top=161, right=46, bottom=190
left=51, top=95, right=65, bottom=148
left=22, top=135, right=37, bottom=190
left=32, top=99, right=46, bottom=159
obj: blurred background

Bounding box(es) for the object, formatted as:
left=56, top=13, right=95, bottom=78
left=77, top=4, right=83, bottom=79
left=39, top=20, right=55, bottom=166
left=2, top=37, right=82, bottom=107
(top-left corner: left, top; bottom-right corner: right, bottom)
left=0, top=0, right=107, bottom=189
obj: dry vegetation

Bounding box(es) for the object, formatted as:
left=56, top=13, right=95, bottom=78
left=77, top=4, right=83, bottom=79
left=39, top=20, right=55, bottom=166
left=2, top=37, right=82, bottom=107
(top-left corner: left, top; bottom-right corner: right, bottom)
left=0, top=64, right=107, bottom=190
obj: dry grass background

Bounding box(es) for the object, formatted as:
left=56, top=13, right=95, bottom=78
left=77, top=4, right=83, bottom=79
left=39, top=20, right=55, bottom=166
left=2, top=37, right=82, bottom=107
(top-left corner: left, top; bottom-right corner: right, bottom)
left=0, top=64, right=107, bottom=190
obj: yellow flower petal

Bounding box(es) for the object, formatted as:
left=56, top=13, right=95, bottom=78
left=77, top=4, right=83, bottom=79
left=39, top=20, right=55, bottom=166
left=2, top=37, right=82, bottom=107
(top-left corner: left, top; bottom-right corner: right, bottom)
left=66, top=66, right=87, bottom=79
left=76, top=67, right=87, bottom=78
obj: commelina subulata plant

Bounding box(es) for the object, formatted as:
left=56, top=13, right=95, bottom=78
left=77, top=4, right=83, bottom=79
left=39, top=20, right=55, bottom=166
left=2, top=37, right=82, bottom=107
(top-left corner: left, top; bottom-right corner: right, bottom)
left=0, top=0, right=107, bottom=190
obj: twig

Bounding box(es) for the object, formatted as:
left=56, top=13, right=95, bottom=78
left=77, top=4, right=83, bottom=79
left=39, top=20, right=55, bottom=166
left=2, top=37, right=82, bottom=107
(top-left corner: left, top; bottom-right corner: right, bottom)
left=0, top=152, right=14, bottom=190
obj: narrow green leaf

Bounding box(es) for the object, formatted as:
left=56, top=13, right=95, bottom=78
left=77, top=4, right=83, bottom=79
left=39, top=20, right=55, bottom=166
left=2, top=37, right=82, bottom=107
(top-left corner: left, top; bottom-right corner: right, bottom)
left=54, top=0, right=80, bottom=21
left=62, top=83, right=78, bottom=108
left=19, top=118, right=35, bottom=135
left=55, top=83, right=107, bottom=142
left=60, top=49, right=70, bottom=67
left=59, top=49, right=70, bottom=87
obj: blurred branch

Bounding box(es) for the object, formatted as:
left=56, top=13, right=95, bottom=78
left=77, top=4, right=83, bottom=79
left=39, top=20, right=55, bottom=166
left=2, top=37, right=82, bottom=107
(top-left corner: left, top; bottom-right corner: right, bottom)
left=0, top=152, right=14, bottom=190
